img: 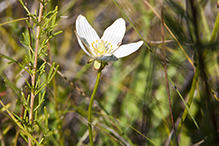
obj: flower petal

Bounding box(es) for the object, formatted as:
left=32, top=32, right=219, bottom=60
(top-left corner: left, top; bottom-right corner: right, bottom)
left=101, top=18, right=126, bottom=47
left=75, top=31, right=92, bottom=56
left=113, top=41, right=143, bottom=58
left=76, top=15, right=100, bottom=45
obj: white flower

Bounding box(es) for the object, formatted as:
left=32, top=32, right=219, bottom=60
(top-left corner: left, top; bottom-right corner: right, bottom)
left=75, top=14, right=143, bottom=70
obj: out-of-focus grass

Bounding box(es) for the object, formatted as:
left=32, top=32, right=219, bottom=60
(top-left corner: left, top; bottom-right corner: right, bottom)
left=0, top=0, right=219, bottom=145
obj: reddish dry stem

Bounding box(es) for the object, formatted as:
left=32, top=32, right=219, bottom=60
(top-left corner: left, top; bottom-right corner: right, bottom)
left=28, top=2, right=44, bottom=146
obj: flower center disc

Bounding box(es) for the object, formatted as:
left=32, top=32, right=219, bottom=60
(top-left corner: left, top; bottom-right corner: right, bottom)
left=92, top=40, right=113, bottom=56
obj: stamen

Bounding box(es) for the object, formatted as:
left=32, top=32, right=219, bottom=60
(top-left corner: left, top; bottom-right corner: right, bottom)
left=92, top=42, right=97, bottom=50
left=105, top=42, right=112, bottom=51
left=108, top=44, right=113, bottom=52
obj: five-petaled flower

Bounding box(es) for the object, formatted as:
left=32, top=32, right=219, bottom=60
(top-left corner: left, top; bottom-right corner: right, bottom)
left=75, top=14, right=143, bottom=70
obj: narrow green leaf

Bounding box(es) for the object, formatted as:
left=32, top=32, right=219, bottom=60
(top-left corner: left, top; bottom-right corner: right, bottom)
left=177, top=66, right=199, bottom=133
left=0, top=53, right=17, bottom=63
left=51, top=6, right=58, bottom=26
left=42, top=12, right=58, bottom=28
left=35, top=111, right=38, bottom=121
left=35, top=120, right=46, bottom=134
left=25, top=20, right=33, bottom=31
left=53, top=30, right=62, bottom=36
left=47, top=62, right=55, bottom=80
left=21, top=92, right=27, bottom=105
left=48, top=65, right=59, bottom=83
left=38, top=62, right=46, bottom=72
left=28, top=14, right=41, bottom=27
left=20, top=133, right=28, bottom=143
left=7, top=61, right=15, bottom=65
left=34, top=96, right=45, bottom=112
left=24, top=56, right=31, bottom=65
left=44, top=106, right=48, bottom=129
left=23, top=109, right=27, bottom=120
left=39, top=137, right=45, bottom=144
left=48, top=133, right=61, bottom=146
left=210, top=13, right=219, bottom=42
left=38, top=92, right=42, bottom=104
left=24, top=78, right=31, bottom=89
left=40, top=91, right=46, bottom=103
left=0, top=103, right=11, bottom=112
left=19, top=0, right=24, bottom=6
left=0, top=53, right=32, bottom=74
left=12, top=112, right=23, bottom=123
left=22, top=33, right=28, bottom=43
left=26, top=94, right=30, bottom=106
left=44, top=11, right=55, bottom=18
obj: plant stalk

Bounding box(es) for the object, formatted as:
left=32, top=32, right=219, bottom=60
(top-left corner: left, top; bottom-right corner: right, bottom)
left=88, top=68, right=102, bottom=146
left=161, top=3, right=178, bottom=146
left=28, top=2, right=44, bottom=146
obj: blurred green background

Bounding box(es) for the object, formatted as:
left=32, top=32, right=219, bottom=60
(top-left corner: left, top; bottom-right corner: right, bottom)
left=0, top=0, right=219, bottom=145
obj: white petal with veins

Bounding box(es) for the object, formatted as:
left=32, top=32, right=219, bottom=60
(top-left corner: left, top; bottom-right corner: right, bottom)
left=76, top=15, right=100, bottom=46
left=75, top=33, right=92, bottom=56
left=113, top=41, right=143, bottom=58
left=101, top=18, right=126, bottom=48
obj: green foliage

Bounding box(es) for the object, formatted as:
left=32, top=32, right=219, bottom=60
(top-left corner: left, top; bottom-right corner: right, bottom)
left=0, top=0, right=219, bottom=146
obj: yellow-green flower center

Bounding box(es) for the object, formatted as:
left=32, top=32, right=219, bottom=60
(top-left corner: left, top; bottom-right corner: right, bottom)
left=91, top=40, right=113, bottom=56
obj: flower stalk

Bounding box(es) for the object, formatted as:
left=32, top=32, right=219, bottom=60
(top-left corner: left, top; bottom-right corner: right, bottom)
left=88, top=67, right=102, bottom=146
left=75, top=14, right=143, bottom=145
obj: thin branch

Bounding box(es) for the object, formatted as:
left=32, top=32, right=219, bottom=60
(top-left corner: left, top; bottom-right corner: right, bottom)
left=28, top=1, right=44, bottom=146
left=161, top=3, right=178, bottom=146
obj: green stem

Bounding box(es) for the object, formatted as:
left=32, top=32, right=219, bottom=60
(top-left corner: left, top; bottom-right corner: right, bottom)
left=88, top=68, right=101, bottom=146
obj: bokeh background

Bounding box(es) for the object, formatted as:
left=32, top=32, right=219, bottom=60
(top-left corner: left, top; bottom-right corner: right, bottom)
left=0, top=0, right=219, bottom=145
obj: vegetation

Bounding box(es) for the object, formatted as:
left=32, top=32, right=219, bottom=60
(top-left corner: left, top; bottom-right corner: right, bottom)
left=0, top=0, right=219, bottom=145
